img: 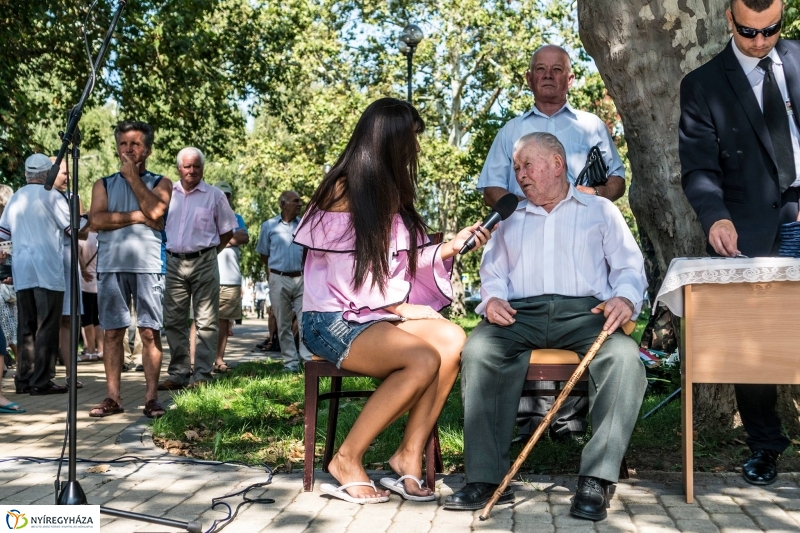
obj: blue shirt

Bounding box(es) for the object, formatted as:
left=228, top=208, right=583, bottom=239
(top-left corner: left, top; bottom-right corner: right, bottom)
left=256, top=215, right=303, bottom=272
left=477, top=103, right=624, bottom=197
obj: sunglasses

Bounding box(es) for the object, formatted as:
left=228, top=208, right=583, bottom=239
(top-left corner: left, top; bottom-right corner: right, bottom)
left=730, top=12, right=782, bottom=39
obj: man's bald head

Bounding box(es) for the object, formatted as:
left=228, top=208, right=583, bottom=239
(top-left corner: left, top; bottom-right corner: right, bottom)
left=530, top=44, right=571, bottom=72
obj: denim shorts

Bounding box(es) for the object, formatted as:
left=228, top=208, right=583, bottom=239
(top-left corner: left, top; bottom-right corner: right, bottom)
left=302, top=311, right=400, bottom=368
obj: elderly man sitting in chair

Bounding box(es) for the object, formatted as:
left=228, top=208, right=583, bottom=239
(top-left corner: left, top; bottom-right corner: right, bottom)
left=445, top=132, right=647, bottom=521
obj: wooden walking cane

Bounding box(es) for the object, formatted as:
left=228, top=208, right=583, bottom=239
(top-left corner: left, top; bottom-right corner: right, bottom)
left=479, top=314, right=634, bottom=521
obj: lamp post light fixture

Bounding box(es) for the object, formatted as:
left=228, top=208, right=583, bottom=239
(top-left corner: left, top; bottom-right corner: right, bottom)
left=399, top=24, right=423, bottom=104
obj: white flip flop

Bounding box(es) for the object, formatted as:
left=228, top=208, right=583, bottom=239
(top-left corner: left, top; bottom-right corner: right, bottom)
left=320, top=481, right=390, bottom=504
left=379, top=475, right=436, bottom=502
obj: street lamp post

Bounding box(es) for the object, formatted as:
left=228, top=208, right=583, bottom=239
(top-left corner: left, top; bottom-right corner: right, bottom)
left=399, top=24, right=423, bottom=104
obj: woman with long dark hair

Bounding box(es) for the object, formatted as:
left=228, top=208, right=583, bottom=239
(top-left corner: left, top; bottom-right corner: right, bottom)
left=295, top=98, right=490, bottom=504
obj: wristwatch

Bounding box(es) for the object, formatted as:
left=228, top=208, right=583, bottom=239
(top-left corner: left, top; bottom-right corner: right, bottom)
left=593, top=187, right=600, bottom=196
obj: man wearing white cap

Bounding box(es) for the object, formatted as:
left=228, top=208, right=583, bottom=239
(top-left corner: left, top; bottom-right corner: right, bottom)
left=0, top=154, right=71, bottom=395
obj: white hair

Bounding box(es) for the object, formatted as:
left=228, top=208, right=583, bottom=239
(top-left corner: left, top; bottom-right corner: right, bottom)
left=176, top=147, right=205, bottom=168
left=25, top=170, right=50, bottom=183
left=513, top=132, right=568, bottom=176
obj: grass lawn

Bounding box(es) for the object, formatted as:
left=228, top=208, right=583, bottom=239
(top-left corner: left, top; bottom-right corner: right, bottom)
left=152, top=314, right=799, bottom=475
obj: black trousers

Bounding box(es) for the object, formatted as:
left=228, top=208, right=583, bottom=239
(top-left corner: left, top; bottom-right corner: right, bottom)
left=743, top=186, right=796, bottom=454
left=735, top=384, right=791, bottom=453
left=15, top=288, right=63, bottom=389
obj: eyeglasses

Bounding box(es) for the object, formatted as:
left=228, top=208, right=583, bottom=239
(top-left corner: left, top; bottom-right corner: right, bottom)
left=730, top=11, right=782, bottom=39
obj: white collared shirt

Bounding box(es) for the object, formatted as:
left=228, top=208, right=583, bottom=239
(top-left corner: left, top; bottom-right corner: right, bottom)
left=477, top=103, right=624, bottom=196
left=0, top=184, right=71, bottom=291
left=475, top=185, right=647, bottom=316
left=731, top=38, right=800, bottom=187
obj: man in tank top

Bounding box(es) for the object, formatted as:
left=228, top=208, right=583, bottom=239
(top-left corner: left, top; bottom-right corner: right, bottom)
left=88, top=120, right=172, bottom=419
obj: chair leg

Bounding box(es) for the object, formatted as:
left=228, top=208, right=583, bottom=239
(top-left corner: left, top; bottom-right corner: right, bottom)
left=433, top=425, right=444, bottom=473
left=303, top=367, right=320, bottom=492
left=619, top=457, right=629, bottom=480
left=424, top=424, right=443, bottom=490
left=322, top=376, right=342, bottom=473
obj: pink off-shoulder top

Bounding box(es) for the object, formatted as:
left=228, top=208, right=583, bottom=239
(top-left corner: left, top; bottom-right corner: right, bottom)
left=293, top=211, right=454, bottom=323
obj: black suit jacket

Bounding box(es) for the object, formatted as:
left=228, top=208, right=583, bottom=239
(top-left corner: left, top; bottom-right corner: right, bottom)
left=680, top=39, right=800, bottom=257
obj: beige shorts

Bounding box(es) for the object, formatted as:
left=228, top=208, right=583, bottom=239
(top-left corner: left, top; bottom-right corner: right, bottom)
left=219, top=285, right=242, bottom=320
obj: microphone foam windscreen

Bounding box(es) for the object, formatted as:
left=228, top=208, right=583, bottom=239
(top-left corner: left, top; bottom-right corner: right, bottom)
left=495, top=193, right=520, bottom=220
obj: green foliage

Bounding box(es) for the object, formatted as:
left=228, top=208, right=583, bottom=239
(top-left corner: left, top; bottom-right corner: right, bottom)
left=4, top=0, right=636, bottom=291
left=0, top=0, right=313, bottom=183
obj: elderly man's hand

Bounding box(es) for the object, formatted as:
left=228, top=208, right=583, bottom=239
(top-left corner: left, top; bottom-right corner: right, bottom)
left=591, top=297, right=633, bottom=334
left=708, top=219, right=740, bottom=257
left=2, top=277, right=12, bottom=285
left=485, top=297, right=517, bottom=326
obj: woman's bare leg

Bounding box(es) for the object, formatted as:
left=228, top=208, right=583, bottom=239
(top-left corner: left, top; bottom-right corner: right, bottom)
left=327, top=321, right=441, bottom=500
left=387, top=319, right=466, bottom=494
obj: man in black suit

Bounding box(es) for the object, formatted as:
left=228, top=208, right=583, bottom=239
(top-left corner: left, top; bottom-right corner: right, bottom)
left=680, top=0, right=798, bottom=486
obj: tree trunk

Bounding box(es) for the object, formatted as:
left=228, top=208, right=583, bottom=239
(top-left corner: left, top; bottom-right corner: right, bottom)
left=578, top=0, right=739, bottom=432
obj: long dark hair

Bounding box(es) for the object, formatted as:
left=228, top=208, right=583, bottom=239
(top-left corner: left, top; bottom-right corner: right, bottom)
left=305, top=98, right=427, bottom=293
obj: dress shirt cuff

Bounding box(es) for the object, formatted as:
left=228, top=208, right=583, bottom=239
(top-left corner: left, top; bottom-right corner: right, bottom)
left=474, top=288, right=508, bottom=316
left=613, top=285, right=644, bottom=317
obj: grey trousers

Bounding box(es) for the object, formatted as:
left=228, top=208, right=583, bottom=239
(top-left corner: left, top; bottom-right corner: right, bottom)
left=461, top=295, right=647, bottom=484
left=268, top=272, right=311, bottom=369
left=164, top=250, right=220, bottom=385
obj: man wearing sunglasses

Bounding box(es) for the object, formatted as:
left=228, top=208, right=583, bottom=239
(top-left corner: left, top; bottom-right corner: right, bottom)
left=679, top=0, right=798, bottom=487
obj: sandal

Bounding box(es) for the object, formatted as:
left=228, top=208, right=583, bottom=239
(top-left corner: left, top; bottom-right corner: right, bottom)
left=213, top=363, right=231, bottom=373
left=143, top=399, right=166, bottom=419
left=320, top=481, right=390, bottom=504
left=89, top=397, right=124, bottom=418
left=379, top=475, right=436, bottom=501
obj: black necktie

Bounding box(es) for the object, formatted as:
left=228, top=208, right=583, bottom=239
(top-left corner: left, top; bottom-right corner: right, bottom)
left=759, top=56, right=796, bottom=192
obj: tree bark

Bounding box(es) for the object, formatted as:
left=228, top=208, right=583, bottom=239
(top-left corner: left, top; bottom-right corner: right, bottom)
left=577, top=0, right=737, bottom=432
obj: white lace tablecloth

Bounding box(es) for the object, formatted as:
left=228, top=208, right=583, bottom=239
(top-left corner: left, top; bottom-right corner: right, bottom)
left=653, top=257, right=800, bottom=317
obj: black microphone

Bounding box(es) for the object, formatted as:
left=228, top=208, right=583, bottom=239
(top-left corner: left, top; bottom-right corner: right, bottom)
left=459, top=193, right=519, bottom=254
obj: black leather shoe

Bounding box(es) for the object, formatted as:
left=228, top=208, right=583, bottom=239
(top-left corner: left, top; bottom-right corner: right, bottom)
left=551, top=429, right=588, bottom=445
left=742, top=449, right=780, bottom=486
left=443, top=482, right=514, bottom=510
left=29, top=382, right=68, bottom=395
left=570, top=476, right=609, bottom=521
left=15, top=382, right=30, bottom=394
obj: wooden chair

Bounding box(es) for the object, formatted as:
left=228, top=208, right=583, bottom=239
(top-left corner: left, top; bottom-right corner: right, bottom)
left=303, top=357, right=443, bottom=491
left=522, top=344, right=631, bottom=479
left=302, top=232, right=446, bottom=492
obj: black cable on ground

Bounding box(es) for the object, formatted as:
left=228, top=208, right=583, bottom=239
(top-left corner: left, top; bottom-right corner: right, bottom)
left=5, top=456, right=276, bottom=532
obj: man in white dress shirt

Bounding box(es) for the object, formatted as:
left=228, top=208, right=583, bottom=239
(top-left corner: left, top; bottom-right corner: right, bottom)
left=479, top=44, right=627, bottom=442
left=445, top=133, right=647, bottom=522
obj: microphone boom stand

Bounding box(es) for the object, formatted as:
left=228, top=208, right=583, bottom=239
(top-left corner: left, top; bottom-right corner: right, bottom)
left=51, top=3, right=201, bottom=531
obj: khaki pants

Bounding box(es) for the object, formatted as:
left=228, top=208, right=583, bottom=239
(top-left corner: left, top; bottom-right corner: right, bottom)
left=164, top=250, right=220, bottom=385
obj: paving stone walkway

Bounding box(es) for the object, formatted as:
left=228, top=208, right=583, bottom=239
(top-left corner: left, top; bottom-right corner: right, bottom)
left=1, top=318, right=798, bottom=532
